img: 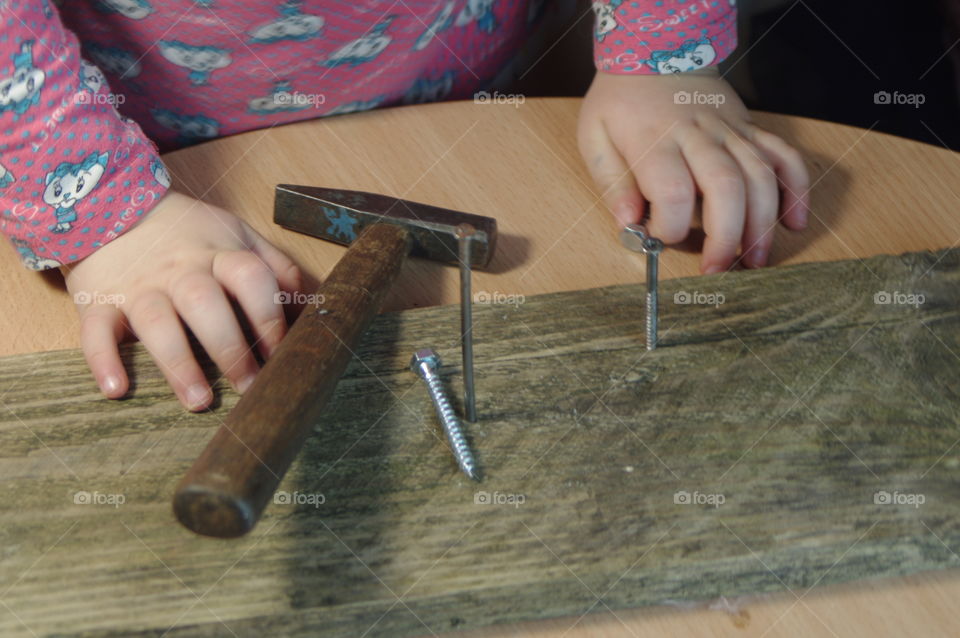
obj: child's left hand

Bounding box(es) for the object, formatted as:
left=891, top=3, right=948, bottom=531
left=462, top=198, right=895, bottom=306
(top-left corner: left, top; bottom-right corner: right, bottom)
left=577, top=68, right=810, bottom=273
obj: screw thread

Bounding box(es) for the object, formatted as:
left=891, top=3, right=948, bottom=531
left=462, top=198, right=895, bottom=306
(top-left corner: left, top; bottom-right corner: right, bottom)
left=421, top=367, right=478, bottom=479
left=645, top=252, right=659, bottom=350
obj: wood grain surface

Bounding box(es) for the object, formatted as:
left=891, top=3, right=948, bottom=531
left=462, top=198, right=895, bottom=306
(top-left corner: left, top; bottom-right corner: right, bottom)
left=0, top=248, right=957, bottom=637
left=2, top=99, right=959, bottom=359
left=174, top=223, right=412, bottom=538
left=2, top=98, right=960, bottom=636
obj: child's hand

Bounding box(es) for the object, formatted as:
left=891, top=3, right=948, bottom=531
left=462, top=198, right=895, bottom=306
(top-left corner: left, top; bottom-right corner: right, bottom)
left=62, top=191, right=302, bottom=411
left=578, top=68, right=810, bottom=273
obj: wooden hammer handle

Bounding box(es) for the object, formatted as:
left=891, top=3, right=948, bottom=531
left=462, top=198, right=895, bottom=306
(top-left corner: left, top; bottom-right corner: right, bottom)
left=173, top=223, right=411, bottom=537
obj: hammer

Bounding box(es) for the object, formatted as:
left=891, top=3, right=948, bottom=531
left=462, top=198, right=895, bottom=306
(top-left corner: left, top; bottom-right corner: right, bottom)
left=173, top=185, right=497, bottom=538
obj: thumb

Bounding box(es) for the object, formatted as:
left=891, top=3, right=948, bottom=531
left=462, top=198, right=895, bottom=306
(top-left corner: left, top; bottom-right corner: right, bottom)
left=578, top=120, right=645, bottom=227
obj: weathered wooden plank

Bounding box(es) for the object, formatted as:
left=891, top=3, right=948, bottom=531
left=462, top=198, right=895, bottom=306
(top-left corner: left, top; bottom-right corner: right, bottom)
left=0, top=249, right=958, bottom=637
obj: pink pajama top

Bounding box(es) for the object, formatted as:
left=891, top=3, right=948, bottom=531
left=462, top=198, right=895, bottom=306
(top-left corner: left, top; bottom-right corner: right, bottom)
left=0, top=0, right=735, bottom=269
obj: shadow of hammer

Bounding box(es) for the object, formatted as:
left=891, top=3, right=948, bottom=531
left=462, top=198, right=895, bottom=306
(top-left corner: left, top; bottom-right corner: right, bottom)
left=173, top=185, right=498, bottom=538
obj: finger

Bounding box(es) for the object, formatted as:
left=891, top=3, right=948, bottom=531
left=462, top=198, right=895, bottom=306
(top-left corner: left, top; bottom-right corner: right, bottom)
left=170, top=271, right=261, bottom=393
left=748, top=127, right=810, bottom=230
left=126, top=291, right=212, bottom=411
left=679, top=129, right=746, bottom=273
left=213, top=251, right=287, bottom=360
left=577, top=119, right=645, bottom=226
left=723, top=131, right=779, bottom=268
left=631, top=142, right=695, bottom=244
left=78, top=303, right=128, bottom=398
left=244, top=227, right=302, bottom=296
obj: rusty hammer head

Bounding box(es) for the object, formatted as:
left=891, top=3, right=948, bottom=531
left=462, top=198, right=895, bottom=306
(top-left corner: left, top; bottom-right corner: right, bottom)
left=274, top=185, right=497, bottom=268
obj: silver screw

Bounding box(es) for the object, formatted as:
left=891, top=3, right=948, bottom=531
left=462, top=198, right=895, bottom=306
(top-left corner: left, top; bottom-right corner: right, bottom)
left=455, top=224, right=478, bottom=423
left=410, top=348, right=481, bottom=481
left=620, top=224, right=664, bottom=350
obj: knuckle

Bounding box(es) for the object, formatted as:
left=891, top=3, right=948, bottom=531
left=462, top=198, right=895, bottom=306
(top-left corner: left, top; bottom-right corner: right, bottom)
left=257, top=317, right=284, bottom=339
left=173, top=273, right=215, bottom=309
left=129, top=292, right=169, bottom=327
left=653, top=181, right=695, bottom=210
left=217, top=341, right=253, bottom=368
left=79, top=307, right=107, bottom=334
left=778, top=144, right=804, bottom=167
left=231, top=252, right=271, bottom=283
left=703, top=169, right=744, bottom=198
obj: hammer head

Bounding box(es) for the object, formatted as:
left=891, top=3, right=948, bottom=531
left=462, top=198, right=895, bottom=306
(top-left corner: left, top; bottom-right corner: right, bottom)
left=274, top=185, right=497, bottom=268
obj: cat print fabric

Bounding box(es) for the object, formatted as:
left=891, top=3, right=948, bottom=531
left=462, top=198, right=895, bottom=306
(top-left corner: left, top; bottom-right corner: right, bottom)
left=591, top=0, right=735, bottom=74
left=1, top=0, right=733, bottom=270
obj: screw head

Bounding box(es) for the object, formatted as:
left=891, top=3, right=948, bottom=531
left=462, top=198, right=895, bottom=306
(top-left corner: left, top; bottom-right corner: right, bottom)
left=620, top=223, right=663, bottom=255
left=642, top=236, right=664, bottom=255
left=410, top=348, right=441, bottom=373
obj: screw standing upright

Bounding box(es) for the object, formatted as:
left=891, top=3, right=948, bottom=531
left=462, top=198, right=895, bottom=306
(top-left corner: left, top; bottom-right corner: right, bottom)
left=620, top=223, right=664, bottom=350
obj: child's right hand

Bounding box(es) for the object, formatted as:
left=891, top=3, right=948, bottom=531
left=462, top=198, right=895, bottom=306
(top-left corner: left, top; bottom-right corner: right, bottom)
left=61, top=191, right=302, bottom=411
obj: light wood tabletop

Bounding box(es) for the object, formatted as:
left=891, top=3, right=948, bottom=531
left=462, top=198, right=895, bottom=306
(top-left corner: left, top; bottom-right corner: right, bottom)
left=1, top=97, right=959, bottom=636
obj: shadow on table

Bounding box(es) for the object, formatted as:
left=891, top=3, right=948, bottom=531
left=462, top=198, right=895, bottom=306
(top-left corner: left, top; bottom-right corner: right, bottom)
left=274, top=311, right=411, bottom=617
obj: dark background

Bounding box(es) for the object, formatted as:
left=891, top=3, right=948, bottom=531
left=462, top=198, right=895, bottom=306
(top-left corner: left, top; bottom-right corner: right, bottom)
left=512, top=0, right=960, bottom=151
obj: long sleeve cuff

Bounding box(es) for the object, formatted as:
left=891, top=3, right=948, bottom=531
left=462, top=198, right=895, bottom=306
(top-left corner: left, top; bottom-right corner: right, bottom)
left=0, top=1, right=169, bottom=270
left=592, top=0, right=737, bottom=75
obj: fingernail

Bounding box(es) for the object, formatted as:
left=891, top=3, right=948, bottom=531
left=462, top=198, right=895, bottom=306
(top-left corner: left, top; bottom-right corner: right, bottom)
left=185, top=384, right=211, bottom=410
left=704, top=264, right=724, bottom=275
left=747, top=247, right=767, bottom=268
left=237, top=374, right=257, bottom=394
left=614, top=202, right=637, bottom=227
left=101, top=375, right=121, bottom=395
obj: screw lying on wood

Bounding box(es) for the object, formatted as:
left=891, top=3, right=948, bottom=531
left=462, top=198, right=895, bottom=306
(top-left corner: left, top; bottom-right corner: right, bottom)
left=410, top=348, right=481, bottom=481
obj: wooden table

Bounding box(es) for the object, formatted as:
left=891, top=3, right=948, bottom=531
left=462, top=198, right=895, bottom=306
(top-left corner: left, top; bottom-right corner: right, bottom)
left=2, top=98, right=959, bottom=636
